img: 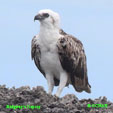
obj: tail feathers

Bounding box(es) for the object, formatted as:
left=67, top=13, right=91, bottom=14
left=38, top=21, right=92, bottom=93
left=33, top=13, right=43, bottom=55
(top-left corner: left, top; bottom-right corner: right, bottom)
left=73, top=84, right=91, bottom=93
left=84, top=84, right=91, bottom=93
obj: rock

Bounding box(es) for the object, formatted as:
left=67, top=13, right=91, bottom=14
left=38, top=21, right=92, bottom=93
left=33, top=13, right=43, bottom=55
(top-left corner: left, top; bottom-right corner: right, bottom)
left=0, top=85, right=113, bottom=113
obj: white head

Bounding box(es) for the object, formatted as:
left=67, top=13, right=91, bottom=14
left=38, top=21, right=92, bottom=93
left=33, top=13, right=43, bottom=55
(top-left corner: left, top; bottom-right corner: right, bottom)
left=34, top=9, right=60, bottom=29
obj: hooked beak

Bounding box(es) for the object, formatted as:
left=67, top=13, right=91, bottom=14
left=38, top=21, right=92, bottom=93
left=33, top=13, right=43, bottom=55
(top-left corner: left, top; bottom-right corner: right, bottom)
left=34, top=14, right=44, bottom=21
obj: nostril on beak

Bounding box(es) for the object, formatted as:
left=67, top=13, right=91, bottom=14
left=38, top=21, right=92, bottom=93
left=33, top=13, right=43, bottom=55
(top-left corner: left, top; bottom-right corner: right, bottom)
left=34, top=14, right=43, bottom=21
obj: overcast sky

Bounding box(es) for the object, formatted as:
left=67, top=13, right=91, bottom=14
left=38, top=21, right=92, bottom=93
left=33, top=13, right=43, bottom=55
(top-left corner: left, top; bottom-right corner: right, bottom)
left=0, top=0, right=113, bottom=101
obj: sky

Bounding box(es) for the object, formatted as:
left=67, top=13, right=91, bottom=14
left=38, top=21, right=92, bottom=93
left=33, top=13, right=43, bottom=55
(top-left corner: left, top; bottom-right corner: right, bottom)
left=0, top=0, right=113, bottom=101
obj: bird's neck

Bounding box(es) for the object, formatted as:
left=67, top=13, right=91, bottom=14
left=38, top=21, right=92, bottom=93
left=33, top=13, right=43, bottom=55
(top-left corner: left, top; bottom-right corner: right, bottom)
left=40, top=24, right=60, bottom=39
left=40, top=23, right=59, bottom=32
left=39, top=24, right=60, bottom=47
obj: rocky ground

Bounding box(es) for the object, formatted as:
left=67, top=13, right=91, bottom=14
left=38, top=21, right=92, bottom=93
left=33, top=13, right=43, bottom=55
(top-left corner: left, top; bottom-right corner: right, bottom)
left=0, top=85, right=113, bottom=113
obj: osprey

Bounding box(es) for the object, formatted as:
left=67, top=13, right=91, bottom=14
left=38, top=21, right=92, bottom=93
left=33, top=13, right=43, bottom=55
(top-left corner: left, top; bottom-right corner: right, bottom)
left=31, top=9, right=91, bottom=97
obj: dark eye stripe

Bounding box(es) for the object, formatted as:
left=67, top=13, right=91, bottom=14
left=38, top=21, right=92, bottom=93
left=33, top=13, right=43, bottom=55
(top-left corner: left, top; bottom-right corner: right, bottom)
left=43, top=13, right=49, bottom=18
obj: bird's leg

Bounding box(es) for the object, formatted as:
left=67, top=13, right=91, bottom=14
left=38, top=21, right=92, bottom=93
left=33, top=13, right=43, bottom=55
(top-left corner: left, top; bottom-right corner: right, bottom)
left=46, top=74, right=54, bottom=95
left=55, top=72, right=68, bottom=97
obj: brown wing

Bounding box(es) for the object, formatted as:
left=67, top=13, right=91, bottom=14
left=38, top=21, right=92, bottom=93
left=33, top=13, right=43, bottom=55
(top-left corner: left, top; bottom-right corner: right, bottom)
left=31, top=36, right=59, bottom=86
left=31, top=36, right=45, bottom=76
left=57, top=30, right=91, bottom=93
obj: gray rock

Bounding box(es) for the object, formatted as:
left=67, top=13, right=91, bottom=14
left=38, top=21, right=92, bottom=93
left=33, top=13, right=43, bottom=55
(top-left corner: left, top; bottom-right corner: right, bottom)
left=0, top=85, right=113, bottom=113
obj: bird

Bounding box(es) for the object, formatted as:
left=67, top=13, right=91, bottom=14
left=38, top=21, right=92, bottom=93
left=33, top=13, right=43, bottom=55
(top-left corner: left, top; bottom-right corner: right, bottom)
left=31, top=9, right=91, bottom=97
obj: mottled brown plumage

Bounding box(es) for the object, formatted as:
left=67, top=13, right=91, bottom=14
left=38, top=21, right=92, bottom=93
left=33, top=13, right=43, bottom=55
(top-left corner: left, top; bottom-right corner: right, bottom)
left=32, top=9, right=91, bottom=97
left=31, top=29, right=91, bottom=93
left=57, top=30, right=91, bottom=93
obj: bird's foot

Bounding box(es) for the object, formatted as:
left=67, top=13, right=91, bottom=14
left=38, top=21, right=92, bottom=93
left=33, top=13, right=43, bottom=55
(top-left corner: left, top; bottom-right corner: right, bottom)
left=47, top=92, right=53, bottom=97
left=53, top=94, right=59, bottom=101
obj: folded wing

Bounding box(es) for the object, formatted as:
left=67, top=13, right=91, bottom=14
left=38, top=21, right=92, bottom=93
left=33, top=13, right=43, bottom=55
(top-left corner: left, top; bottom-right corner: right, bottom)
left=57, top=30, right=91, bottom=93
